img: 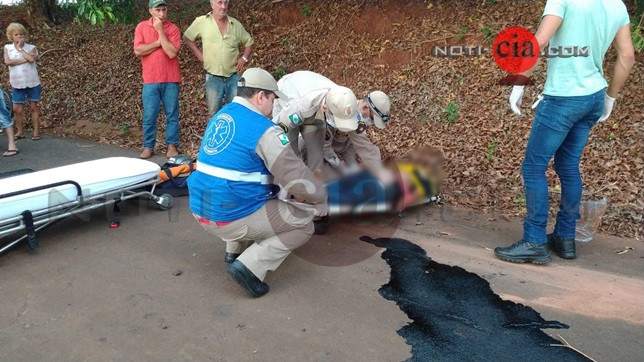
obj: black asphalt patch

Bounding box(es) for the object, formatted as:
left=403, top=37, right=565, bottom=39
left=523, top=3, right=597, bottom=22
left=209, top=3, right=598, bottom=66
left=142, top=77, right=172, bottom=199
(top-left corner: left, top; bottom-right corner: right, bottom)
left=360, top=236, right=590, bottom=361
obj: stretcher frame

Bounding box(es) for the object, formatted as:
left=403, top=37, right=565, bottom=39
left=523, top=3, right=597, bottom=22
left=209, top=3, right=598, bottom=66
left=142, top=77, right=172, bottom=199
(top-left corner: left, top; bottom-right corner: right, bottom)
left=0, top=177, right=172, bottom=255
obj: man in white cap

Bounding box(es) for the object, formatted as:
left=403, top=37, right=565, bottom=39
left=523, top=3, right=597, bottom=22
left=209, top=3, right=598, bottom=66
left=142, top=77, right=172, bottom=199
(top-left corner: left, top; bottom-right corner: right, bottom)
left=188, top=68, right=328, bottom=298
left=273, top=70, right=359, bottom=173
left=321, top=90, right=391, bottom=178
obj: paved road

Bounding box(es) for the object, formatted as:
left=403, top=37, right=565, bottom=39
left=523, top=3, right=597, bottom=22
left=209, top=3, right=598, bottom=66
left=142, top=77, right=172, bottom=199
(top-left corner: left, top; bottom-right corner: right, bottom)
left=1, top=136, right=642, bottom=361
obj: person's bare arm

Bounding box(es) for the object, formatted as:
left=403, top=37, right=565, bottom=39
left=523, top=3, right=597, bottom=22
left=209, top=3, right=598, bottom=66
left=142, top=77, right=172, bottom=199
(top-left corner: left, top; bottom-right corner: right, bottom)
left=134, top=41, right=161, bottom=57
left=521, top=15, right=563, bottom=78
left=4, top=46, right=27, bottom=66
left=184, top=36, right=203, bottom=63
left=236, top=45, right=254, bottom=73
left=606, top=24, right=636, bottom=98
left=154, top=18, right=178, bottom=59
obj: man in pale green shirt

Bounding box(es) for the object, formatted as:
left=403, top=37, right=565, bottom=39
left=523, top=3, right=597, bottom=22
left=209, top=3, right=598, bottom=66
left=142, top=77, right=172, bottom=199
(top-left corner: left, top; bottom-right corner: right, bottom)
left=184, top=0, right=254, bottom=117
left=497, top=0, right=635, bottom=264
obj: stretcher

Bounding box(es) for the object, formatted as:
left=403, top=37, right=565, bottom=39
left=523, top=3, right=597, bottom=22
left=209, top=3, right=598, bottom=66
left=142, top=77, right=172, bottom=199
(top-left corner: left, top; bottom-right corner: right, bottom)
left=0, top=157, right=173, bottom=255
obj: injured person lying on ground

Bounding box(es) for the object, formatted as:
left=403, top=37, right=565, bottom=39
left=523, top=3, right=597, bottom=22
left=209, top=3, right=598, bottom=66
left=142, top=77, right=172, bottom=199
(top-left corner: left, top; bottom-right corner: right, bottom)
left=282, top=147, right=444, bottom=234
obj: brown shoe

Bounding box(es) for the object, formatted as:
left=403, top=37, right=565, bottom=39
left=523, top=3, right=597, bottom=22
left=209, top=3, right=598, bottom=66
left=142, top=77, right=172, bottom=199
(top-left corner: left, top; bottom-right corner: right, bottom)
left=166, top=144, right=179, bottom=158
left=140, top=148, right=154, bottom=159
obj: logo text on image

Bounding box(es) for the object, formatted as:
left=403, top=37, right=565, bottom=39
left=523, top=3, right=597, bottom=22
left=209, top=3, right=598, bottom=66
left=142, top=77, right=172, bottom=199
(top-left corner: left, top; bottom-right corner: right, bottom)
left=432, top=45, right=589, bottom=59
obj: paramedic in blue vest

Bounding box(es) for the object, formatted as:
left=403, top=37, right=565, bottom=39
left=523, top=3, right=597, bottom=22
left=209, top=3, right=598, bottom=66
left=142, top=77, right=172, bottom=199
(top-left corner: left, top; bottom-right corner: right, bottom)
left=495, top=0, right=635, bottom=264
left=188, top=67, right=328, bottom=298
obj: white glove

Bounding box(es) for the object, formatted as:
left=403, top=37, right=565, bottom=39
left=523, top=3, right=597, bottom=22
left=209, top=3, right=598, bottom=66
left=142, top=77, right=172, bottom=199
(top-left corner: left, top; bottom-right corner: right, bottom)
left=509, top=86, right=525, bottom=115
left=597, top=93, right=616, bottom=123
left=531, top=94, right=544, bottom=109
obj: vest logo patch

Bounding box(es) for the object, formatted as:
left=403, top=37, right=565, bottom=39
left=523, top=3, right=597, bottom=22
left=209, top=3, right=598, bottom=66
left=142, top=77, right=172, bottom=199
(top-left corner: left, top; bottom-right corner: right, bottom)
left=203, top=113, right=236, bottom=155
left=278, top=132, right=289, bottom=145
left=289, top=113, right=303, bottom=125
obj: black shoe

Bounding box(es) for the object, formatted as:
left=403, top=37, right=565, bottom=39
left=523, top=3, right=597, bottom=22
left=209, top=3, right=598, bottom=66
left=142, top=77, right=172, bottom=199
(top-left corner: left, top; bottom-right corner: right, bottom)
left=547, top=233, right=576, bottom=259
left=313, top=216, right=329, bottom=235
left=227, top=260, right=269, bottom=298
left=494, top=240, right=551, bottom=264
left=224, top=252, right=240, bottom=264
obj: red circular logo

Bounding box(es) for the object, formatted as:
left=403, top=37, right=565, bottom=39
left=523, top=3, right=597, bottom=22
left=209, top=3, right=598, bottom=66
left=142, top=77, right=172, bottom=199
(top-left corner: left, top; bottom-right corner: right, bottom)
left=493, top=26, right=539, bottom=74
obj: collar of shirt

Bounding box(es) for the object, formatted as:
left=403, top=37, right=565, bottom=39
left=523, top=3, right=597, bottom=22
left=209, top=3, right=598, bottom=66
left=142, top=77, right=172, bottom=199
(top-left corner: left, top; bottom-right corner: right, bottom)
left=232, top=96, right=262, bottom=116
left=208, top=13, right=232, bottom=24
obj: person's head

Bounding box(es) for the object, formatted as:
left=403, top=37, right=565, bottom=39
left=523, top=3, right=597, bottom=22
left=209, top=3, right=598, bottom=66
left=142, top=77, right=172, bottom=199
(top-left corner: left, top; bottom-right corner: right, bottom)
left=6, top=23, right=27, bottom=43
left=148, top=0, right=168, bottom=21
left=325, top=87, right=359, bottom=132
left=359, top=91, right=390, bottom=129
left=210, top=0, right=229, bottom=20
left=237, top=68, right=289, bottom=117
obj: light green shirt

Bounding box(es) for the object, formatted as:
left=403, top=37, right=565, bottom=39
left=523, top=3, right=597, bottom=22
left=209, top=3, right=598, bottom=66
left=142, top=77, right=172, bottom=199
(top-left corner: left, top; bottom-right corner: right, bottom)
left=184, top=14, right=254, bottom=77
left=542, top=0, right=630, bottom=96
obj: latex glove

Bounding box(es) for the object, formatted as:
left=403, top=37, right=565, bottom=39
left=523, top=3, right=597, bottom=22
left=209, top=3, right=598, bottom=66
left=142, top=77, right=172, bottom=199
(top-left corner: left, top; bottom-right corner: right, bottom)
left=531, top=94, right=544, bottom=109
left=597, top=93, right=616, bottom=123
left=326, top=154, right=343, bottom=169
left=509, top=86, right=525, bottom=115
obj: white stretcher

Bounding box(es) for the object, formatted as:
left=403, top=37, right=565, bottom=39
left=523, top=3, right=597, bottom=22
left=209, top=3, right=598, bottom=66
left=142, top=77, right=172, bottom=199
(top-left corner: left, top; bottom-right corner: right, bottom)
left=0, top=157, right=173, bottom=254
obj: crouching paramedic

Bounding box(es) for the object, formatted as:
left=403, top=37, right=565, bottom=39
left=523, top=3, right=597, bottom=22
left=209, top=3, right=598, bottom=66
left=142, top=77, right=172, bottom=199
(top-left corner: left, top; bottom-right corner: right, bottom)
left=188, top=68, right=327, bottom=298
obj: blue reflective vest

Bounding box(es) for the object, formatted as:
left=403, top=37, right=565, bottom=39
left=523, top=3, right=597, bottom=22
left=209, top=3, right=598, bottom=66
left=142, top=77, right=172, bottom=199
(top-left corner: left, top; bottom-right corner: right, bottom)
left=188, top=102, right=278, bottom=222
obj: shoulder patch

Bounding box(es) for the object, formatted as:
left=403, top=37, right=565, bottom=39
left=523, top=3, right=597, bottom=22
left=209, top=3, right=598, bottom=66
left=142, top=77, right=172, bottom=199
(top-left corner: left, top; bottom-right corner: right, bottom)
left=289, top=113, right=303, bottom=126
left=277, top=132, right=290, bottom=145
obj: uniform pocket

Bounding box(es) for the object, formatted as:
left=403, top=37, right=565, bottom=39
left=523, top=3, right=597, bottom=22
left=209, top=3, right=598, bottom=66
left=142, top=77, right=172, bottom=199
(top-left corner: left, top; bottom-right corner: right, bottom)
left=220, top=224, right=249, bottom=242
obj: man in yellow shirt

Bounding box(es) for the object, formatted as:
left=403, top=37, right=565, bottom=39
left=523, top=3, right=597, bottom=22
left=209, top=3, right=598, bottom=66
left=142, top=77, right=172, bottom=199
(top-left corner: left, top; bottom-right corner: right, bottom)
left=184, top=0, right=254, bottom=117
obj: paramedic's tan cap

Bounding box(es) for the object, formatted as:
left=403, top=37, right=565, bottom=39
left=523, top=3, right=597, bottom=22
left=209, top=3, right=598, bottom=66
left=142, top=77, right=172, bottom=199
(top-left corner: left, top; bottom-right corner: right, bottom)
left=326, top=86, right=359, bottom=132
left=238, top=68, right=289, bottom=101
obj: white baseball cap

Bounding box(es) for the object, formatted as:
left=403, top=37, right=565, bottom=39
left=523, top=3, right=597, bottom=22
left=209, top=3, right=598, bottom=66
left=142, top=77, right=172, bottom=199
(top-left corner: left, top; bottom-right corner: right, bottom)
left=326, top=86, right=358, bottom=132
left=367, top=91, right=391, bottom=129
left=238, top=68, right=289, bottom=101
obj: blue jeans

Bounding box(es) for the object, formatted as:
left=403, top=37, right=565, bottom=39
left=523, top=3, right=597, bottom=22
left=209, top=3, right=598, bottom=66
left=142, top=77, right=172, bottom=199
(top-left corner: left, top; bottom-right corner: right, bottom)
left=521, top=89, right=604, bottom=243
left=142, top=82, right=180, bottom=149
left=205, top=72, right=239, bottom=117
left=0, top=91, right=13, bottom=129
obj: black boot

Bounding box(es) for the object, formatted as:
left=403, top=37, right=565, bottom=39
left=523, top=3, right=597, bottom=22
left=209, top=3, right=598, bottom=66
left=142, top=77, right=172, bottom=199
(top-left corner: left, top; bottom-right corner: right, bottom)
left=313, top=216, right=329, bottom=235
left=547, top=233, right=576, bottom=259
left=224, top=252, right=240, bottom=264
left=494, top=240, right=551, bottom=264
left=227, top=260, right=269, bottom=298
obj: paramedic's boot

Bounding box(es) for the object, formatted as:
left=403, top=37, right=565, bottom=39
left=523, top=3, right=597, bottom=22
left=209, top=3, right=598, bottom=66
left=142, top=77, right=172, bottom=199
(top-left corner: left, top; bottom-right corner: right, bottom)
left=547, top=233, right=576, bottom=259
left=227, top=260, right=269, bottom=298
left=494, top=240, right=551, bottom=264
left=166, top=145, right=179, bottom=158
left=140, top=148, right=154, bottom=159
left=225, top=252, right=240, bottom=264
left=313, top=216, right=329, bottom=235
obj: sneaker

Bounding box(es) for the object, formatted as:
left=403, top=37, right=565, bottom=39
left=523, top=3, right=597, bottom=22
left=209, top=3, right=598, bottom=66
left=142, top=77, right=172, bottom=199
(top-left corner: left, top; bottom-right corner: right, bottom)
left=140, top=148, right=154, bottom=159
left=547, top=233, right=576, bottom=259
left=227, top=260, right=269, bottom=298
left=494, top=240, right=551, bottom=264
left=166, top=145, right=179, bottom=158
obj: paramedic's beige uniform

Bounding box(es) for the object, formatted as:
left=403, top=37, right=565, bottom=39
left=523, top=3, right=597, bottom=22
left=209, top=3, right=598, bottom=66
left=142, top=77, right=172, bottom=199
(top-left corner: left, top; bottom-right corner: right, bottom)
left=273, top=71, right=340, bottom=172
left=198, top=97, right=327, bottom=281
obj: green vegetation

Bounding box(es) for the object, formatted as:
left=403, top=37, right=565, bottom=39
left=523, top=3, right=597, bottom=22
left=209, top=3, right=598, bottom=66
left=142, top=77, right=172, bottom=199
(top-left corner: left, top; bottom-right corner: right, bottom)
left=60, top=0, right=136, bottom=26
left=481, top=24, right=494, bottom=43
left=442, top=102, right=459, bottom=124
left=300, top=5, right=312, bottom=17
left=457, top=27, right=468, bottom=41
left=271, top=66, right=288, bottom=80
left=485, top=141, right=498, bottom=160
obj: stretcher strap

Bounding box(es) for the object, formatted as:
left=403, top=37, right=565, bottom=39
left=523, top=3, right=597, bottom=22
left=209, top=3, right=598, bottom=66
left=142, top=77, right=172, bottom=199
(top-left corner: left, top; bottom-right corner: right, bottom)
left=110, top=201, right=121, bottom=228
left=21, top=210, right=39, bottom=250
